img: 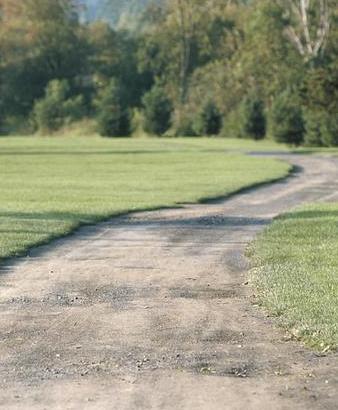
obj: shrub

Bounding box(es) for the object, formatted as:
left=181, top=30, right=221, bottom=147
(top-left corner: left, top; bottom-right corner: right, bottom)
left=303, top=64, right=338, bottom=147
left=221, top=110, right=245, bottom=138
left=33, top=80, right=67, bottom=132
left=241, top=96, right=266, bottom=140
left=33, top=79, right=85, bottom=132
left=320, top=115, right=338, bottom=147
left=142, top=85, right=173, bottom=135
left=95, top=79, right=131, bottom=137
left=175, top=116, right=198, bottom=137
left=270, top=92, right=305, bottom=145
left=193, top=100, right=222, bottom=136
left=63, top=96, right=86, bottom=123
left=304, top=110, right=338, bottom=147
left=303, top=110, right=324, bottom=146
left=173, top=109, right=198, bottom=137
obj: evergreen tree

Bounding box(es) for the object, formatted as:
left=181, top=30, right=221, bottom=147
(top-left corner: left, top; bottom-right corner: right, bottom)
left=270, top=92, right=305, bottom=146
left=142, top=84, right=173, bottom=135
left=95, top=79, right=131, bottom=137
left=241, top=96, right=266, bottom=140
left=194, top=100, right=222, bottom=136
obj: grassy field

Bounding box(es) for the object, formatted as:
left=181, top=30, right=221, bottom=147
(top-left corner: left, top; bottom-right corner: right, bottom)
left=250, top=203, right=338, bottom=351
left=0, top=136, right=289, bottom=261
left=0, top=134, right=287, bottom=153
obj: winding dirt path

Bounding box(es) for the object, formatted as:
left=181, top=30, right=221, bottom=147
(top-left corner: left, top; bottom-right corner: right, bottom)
left=1, top=154, right=338, bottom=410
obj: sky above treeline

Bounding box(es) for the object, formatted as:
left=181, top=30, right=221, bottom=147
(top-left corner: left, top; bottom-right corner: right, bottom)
left=79, top=0, right=154, bottom=24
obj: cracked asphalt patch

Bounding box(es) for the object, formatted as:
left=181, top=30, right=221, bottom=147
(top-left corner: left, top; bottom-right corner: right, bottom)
left=0, top=154, right=337, bottom=409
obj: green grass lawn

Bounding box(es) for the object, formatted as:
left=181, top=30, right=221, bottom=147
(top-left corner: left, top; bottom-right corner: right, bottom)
left=1, top=134, right=287, bottom=153
left=0, top=136, right=289, bottom=261
left=250, top=203, right=338, bottom=351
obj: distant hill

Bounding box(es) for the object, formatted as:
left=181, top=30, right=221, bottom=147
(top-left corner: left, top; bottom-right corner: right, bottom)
left=78, top=0, right=158, bottom=26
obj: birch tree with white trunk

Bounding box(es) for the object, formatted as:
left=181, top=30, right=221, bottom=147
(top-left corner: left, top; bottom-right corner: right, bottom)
left=277, top=0, right=331, bottom=61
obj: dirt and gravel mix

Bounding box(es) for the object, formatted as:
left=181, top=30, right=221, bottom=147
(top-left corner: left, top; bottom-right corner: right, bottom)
left=0, top=154, right=337, bottom=409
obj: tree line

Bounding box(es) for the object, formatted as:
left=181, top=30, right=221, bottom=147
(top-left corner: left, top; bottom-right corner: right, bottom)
left=0, top=0, right=337, bottom=146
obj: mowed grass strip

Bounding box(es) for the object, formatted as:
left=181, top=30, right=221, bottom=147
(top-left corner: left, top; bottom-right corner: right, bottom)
left=0, top=135, right=286, bottom=154
left=250, top=203, right=338, bottom=351
left=0, top=136, right=289, bottom=260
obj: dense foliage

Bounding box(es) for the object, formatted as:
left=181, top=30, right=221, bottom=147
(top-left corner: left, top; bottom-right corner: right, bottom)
left=241, top=96, right=266, bottom=140
left=0, top=0, right=337, bottom=144
left=142, top=84, right=173, bottom=135
left=270, top=91, right=305, bottom=146
left=193, top=101, right=223, bottom=136
left=95, top=78, right=131, bottom=137
left=33, top=80, right=85, bottom=132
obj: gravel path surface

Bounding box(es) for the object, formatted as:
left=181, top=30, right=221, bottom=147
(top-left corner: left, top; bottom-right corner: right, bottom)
left=0, top=154, right=338, bottom=410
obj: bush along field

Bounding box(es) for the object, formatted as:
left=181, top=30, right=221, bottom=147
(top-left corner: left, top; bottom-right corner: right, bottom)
left=249, top=203, right=338, bottom=351
left=0, top=137, right=290, bottom=262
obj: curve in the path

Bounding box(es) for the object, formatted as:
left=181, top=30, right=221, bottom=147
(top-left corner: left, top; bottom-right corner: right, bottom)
left=0, top=154, right=338, bottom=410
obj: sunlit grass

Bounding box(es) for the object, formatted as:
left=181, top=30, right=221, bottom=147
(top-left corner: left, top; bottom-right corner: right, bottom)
left=0, top=136, right=289, bottom=260
left=0, top=135, right=288, bottom=153
left=250, top=203, right=338, bottom=351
